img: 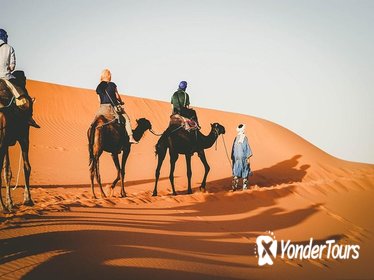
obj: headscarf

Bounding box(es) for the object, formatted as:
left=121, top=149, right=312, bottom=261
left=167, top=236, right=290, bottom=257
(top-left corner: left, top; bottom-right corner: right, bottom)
left=178, top=81, right=187, bottom=91
left=236, top=124, right=246, bottom=144
left=0, top=29, right=8, bottom=44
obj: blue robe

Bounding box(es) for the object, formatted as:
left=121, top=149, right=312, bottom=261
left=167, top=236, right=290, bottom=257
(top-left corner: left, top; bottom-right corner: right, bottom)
left=231, top=135, right=253, bottom=178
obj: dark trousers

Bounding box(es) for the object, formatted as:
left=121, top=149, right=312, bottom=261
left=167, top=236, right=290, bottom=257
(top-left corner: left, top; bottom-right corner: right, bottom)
left=176, top=107, right=199, bottom=124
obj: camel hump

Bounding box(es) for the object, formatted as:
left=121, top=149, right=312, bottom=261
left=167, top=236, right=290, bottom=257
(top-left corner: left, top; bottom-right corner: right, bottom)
left=170, top=114, right=183, bottom=126
left=92, top=114, right=121, bottom=129
left=169, top=114, right=199, bottom=131
left=0, top=79, right=14, bottom=109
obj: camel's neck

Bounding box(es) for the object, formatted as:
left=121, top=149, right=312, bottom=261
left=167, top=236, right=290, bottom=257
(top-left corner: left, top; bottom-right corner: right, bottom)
left=199, top=129, right=219, bottom=149
left=132, top=126, right=147, bottom=142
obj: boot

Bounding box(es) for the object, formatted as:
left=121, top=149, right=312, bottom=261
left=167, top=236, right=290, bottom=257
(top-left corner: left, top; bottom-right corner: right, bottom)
left=231, top=176, right=238, bottom=191
left=243, top=179, right=248, bottom=190
left=129, top=134, right=138, bottom=144
left=28, top=117, right=41, bottom=128
left=16, top=97, right=27, bottom=107
left=15, top=96, right=28, bottom=109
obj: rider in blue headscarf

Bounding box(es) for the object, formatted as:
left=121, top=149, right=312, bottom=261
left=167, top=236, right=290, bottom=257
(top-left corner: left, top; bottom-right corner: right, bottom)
left=0, top=29, right=40, bottom=128
left=0, top=29, right=15, bottom=80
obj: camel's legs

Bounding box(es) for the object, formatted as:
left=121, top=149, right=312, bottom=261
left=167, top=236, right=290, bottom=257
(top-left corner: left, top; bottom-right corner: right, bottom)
left=88, top=126, right=97, bottom=199
left=185, top=154, right=193, bottom=194
left=89, top=159, right=97, bottom=199
left=94, top=159, right=106, bottom=198
left=120, top=146, right=130, bottom=198
left=4, top=150, right=13, bottom=210
left=110, top=153, right=121, bottom=197
left=19, top=135, right=33, bottom=206
left=91, top=126, right=106, bottom=198
left=198, top=150, right=210, bottom=192
left=0, top=146, right=9, bottom=213
left=153, top=143, right=167, bottom=196
left=169, top=150, right=178, bottom=196
left=90, top=126, right=106, bottom=198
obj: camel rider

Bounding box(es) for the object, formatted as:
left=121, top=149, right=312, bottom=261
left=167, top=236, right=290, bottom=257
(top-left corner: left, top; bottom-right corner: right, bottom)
left=95, top=69, right=137, bottom=144
left=0, top=29, right=40, bottom=128
left=171, top=80, right=199, bottom=125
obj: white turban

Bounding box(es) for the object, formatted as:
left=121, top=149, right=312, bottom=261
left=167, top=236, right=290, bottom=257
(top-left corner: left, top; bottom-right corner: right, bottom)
left=236, top=124, right=246, bottom=143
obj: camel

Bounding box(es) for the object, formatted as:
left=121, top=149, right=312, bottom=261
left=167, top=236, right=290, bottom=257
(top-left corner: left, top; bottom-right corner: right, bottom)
left=88, top=116, right=152, bottom=198
left=0, top=79, right=34, bottom=213
left=153, top=122, right=225, bottom=196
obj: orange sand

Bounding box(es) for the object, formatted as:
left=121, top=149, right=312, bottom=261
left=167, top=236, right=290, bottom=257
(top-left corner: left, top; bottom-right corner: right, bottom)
left=0, top=80, right=373, bottom=279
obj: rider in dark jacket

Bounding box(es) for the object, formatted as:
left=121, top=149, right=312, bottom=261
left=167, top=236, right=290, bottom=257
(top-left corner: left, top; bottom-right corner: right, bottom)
left=95, top=69, right=137, bottom=144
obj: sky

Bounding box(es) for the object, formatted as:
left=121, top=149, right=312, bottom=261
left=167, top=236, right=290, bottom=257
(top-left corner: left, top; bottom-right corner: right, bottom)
left=2, top=0, right=373, bottom=163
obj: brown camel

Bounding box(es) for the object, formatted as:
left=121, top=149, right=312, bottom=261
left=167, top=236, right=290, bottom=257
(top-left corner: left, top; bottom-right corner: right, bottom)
left=88, top=117, right=152, bottom=198
left=0, top=79, right=34, bottom=213
left=153, top=122, right=225, bottom=196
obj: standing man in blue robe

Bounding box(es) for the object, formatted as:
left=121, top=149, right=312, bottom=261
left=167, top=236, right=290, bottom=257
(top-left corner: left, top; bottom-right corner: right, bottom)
left=231, top=124, right=253, bottom=191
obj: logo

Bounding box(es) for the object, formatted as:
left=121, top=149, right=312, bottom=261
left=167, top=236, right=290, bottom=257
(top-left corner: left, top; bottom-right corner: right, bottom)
left=256, top=231, right=277, bottom=266
left=255, top=231, right=360, bottom=266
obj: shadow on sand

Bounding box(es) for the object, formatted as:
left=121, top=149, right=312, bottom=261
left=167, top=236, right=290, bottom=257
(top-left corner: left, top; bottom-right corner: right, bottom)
left=0, top=198, right=331, bottom=280
left=35, top=176, right=171, bottom=189
left=205, top=155, right=310, bottom=192
left=0, top=155, right=332, bottom=279
left=0, top=183, right=331, bottom=280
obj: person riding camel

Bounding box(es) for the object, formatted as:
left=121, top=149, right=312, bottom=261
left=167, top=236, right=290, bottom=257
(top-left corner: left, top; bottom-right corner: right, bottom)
left=171, top=80, right=199, bottom=128
left=95, top=69, right=137, bottom=144
left=0, top=28, right=40, bottom=128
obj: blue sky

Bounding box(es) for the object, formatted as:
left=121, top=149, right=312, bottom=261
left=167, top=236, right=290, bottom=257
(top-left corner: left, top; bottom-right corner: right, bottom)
left=2, top=0, right=373, bottom=163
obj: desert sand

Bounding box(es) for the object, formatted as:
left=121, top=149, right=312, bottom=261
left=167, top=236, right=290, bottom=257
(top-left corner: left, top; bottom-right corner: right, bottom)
left=0, top=80, right=373, bottom=279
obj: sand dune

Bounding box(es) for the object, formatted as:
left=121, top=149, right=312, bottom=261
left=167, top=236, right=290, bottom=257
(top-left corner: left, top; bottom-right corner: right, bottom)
left=1, top=80, right=373, bottom=279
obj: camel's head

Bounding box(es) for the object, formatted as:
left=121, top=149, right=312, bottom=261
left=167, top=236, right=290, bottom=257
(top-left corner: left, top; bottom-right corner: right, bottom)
left=211, top=123, right=225, bottom=136
left=136, top=118, right=152, bottom=131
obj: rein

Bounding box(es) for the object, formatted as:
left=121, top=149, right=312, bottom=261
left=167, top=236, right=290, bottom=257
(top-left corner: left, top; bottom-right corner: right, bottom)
left=213, top=127, right=220, bottom=150
left=95, top=118, right=117, bottom=129
left=149, top=128, right=163, bottom=136
left=221, top=134, right=233, bottom=167
left=168, top=125, right=183, bottom=135
left=2, top=96, right=15, bottom=108
left=12, top=150, right=23, bottom=190
left=212, top=127, right=232, bottom=167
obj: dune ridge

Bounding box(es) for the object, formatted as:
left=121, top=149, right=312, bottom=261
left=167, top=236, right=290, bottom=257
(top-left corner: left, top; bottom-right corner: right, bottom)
left=6, top=80, right=370, bottom=187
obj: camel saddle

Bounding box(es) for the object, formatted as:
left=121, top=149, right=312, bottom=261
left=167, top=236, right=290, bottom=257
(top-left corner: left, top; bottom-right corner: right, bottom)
left=0, top=78, right=30, bottom=110
left=170, top=114, right=200, bottom=131
left=0, top=79, right=13, bottom=109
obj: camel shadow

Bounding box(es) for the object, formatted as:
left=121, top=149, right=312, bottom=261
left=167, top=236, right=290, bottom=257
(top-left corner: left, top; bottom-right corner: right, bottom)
left=37, top=177, right=171, bottom=189
left=0, top=173, right=342, bottom=280
left=206, top=155, right=310, bottom=192
left=0, top=200, right=329, bottom=280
